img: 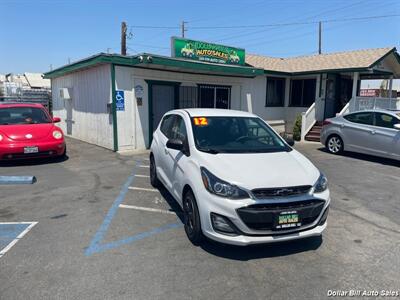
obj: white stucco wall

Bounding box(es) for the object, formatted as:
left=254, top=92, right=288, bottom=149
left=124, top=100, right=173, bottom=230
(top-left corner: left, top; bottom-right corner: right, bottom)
left=51, top=64, right=113, bottom=149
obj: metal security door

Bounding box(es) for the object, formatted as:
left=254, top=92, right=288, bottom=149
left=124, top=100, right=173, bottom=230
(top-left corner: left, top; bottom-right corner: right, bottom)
left=152, top=85, right=175, bottom=131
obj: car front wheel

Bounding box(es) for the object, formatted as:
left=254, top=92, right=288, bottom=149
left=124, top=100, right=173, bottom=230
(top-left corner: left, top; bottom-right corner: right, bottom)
left=326, top=135, right=343, bottom=154
left=183, top=190, right=204, bottom=245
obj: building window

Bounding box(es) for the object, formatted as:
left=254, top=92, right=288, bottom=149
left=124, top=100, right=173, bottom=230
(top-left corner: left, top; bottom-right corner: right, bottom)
left=198, top=85, right=231, bottom=109
left=290, top=78, right=316, bottom=107
left=266, top=77, right=285, bottom=107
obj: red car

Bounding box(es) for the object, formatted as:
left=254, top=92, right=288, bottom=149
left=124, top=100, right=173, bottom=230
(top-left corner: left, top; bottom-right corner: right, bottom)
left=0, top=103, right=66, bottom=160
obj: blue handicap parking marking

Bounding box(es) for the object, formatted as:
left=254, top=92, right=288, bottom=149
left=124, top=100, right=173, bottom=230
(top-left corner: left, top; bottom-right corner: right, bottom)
left=0, top=222, right=37, bottom=258
left=85, top=160, right=182, bottom=256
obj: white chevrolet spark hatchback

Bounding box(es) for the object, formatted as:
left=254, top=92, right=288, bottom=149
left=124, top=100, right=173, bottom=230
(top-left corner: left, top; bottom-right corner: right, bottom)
left=150, top=109, right=330, bottom=246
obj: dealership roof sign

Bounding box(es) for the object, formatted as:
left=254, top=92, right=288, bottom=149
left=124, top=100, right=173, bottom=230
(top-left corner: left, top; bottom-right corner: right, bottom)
left=171, top=37, right=245, bottom=66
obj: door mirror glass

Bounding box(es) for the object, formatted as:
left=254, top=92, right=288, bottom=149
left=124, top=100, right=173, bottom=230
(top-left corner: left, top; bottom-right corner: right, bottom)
left=166, top=139, right=184, bottom=151
left=394, top=123, right=400, bottom=130
left=284, top=136, right=295, bottom=146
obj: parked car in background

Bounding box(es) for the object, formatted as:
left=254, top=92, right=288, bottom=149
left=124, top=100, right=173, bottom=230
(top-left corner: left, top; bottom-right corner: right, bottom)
left=321, top=110, right=400, bottom=161
left=0, top=103, right=66, bottom=160
left=150, top=109, right=330, bottom=246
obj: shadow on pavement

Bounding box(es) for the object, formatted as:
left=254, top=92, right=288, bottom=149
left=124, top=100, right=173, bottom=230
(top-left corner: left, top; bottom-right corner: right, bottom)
left=317, top=147, right=400, bottom=167
left=0, top=155, right=69, bottom=167
left=200, top=235, right=323, bottom=260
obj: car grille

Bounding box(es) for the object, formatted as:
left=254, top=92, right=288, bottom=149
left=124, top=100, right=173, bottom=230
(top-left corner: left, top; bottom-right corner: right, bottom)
left=252, top=185, right=312, bottom=199
left=237, top=199, right=324, bottom=231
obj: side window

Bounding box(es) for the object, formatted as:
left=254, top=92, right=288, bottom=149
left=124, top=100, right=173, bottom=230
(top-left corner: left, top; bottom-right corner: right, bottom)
left=171, top=116, right=188, bottom=142
left=160, top=115, right=175, bottom=139
left=343, top=112, right=373, bottom=125
left=374, top=113, right=397, bottom=129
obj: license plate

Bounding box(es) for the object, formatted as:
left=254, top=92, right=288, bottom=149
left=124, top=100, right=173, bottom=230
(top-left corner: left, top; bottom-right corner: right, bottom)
left=24, top=146, right=39, bottom=154
left=275, top=211, right=301, bottom=229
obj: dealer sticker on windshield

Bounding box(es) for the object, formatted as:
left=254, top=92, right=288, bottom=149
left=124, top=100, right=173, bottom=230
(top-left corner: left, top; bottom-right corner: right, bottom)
left=193, top=117, right=208, bottom=126
left=275, top=211, right=301, bottom=229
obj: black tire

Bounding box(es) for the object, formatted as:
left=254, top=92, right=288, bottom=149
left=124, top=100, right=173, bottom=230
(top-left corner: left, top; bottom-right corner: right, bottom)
left=149, top=155, right=160, bottom=188
left=183, top=190, right=204, bottom=245
left=326, top=135, right=344, bottom=154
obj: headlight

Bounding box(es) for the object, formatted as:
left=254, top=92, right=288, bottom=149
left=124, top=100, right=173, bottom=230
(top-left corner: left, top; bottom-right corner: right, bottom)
left=200, top=167, right=249, bottom=199
left=314, top=173, right=328, bottom=193
left=53, top=130, right=63, bottom=139
left=0, top=134, right=3, bottom=142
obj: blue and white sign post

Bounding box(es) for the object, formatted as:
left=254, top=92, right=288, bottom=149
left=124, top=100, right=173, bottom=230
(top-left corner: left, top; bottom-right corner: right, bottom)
left=115, top=90, right=125, bottom=111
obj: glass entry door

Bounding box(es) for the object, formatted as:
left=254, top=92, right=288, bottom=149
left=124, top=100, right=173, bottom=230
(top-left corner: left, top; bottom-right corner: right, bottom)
left=198, top=85, right=231, bottom=109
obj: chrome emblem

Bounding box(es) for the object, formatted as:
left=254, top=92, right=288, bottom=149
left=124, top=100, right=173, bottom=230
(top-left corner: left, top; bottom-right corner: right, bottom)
left=275, top=188, right=293, bottom=196
left=25, top=134, right=33, bottom=139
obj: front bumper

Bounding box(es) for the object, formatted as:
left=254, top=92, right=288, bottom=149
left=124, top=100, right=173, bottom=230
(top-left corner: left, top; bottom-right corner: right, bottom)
left=196, top=187, right=330, bottom=246
left=0, top=140, right=66, bottom=160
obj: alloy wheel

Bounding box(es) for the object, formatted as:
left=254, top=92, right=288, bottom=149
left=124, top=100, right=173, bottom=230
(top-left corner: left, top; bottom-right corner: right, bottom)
left=328, top=136, right=342, bottom=153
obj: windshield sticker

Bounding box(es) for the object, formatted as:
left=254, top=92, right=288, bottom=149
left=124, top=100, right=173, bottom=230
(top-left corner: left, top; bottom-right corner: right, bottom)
left=193, top=117, right=208, bottom=126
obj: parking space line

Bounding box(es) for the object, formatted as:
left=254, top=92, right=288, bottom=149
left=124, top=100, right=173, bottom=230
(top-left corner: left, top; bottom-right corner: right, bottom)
left=0, top=222, right=38, bottom=258
left=128, top=186, right=158, bottom=192
left=119, top=204, right=176, bottom=215
left=134, top=174, right=150, bottom=178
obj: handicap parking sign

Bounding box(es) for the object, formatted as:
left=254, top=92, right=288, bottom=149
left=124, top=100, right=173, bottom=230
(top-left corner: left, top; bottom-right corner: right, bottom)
left=116, top=90, right=125, bottom=111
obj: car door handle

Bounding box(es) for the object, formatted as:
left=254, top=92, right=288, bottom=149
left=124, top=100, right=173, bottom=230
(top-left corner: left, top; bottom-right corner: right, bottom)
left=164, top=147, right=169, bottom=155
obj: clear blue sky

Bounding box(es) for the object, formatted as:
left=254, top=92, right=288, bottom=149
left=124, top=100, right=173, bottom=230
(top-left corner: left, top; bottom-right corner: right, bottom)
left=1, top=0, right=399, bottom=74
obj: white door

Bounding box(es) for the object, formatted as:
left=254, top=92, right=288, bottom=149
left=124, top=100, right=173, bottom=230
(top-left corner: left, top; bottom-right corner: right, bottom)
left=152, top=85, right=175, bottom=132
left=163, top=115, right=189, bottom=203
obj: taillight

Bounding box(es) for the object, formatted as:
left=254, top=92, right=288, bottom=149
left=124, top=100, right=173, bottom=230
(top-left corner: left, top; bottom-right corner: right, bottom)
left=322, top=119, right=332, bottom=126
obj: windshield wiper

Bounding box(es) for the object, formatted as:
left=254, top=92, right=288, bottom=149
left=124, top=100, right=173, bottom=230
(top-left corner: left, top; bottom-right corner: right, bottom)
left=199, top=148, right=220, bottom=154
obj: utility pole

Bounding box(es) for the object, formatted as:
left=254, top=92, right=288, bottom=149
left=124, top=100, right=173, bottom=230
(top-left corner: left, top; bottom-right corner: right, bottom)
left=181, top=21, right=187, bottom=38
left=68, top=57, right=71, bottom=64
left=318, top=21, right=322, bottom=55
left=121, top=21, right=127, bottom=56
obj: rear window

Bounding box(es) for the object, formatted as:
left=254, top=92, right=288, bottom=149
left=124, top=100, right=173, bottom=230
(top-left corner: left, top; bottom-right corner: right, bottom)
left=0, top=107, right=51, bottom=125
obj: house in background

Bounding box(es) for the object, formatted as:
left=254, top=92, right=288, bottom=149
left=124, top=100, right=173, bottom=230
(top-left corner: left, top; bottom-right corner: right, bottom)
left=44, top=42, right=400, bottom=152
left=246, top=47, right=400, bottom=141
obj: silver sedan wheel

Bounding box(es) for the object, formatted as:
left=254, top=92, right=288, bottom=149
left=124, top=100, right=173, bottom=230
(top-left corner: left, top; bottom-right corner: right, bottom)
left=327, top=136, right=342, bottom=154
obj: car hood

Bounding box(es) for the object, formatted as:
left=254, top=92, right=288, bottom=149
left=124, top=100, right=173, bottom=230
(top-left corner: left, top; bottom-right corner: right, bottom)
left=0, top=123, right=55, bottom=141
left=197, top=149, right=320, bottom=190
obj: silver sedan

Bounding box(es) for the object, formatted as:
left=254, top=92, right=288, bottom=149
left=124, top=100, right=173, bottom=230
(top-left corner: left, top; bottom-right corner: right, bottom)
left=320, top=110, right=400, bottom=161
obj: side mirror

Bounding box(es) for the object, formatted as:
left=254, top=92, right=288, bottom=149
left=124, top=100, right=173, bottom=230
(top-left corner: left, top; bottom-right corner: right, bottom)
left=166, top=139, right=184, bottom=151
left=53, top=117, right=61, bottom=123
left=284, top=136, right=295, bottom=146
left=394, top=124, right=400, bottom=130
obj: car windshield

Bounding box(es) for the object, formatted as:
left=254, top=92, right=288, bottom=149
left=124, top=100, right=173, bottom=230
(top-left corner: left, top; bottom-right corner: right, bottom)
left=0, top=107, right=51, bottom=125
left=191, top=116, right=289, bottom=153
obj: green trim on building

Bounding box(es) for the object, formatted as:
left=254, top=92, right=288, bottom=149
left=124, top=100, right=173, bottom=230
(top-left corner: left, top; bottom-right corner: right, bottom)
left=44, top=53, right=263, bottom=79
left=110, top=64, right=118, bottom=152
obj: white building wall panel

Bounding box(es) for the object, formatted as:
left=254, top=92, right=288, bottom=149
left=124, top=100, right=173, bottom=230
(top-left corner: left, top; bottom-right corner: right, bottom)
left=51, top=64, right=113, bottom=150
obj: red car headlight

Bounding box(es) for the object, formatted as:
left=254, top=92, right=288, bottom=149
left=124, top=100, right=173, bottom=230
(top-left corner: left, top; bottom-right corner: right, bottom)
left=0, top=134, right=3, bottom=142
left=53, top=130, right=63, bottom=140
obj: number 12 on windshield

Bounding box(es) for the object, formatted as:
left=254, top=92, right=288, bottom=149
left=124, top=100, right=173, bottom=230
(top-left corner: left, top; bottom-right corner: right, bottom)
left=193, top=117, right=208, bottom=126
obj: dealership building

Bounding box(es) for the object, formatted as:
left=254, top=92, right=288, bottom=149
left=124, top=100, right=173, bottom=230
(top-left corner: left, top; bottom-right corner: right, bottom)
left=44, top=38, right=400, bottom=151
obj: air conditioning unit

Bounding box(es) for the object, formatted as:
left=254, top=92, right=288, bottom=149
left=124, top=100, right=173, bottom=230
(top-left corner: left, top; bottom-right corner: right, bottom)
left=60, top=88, right=72, bottom=100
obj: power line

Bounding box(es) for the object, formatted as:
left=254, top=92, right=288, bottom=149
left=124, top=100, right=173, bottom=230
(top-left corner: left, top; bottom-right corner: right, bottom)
left=129, top=14, right=400, bottom=30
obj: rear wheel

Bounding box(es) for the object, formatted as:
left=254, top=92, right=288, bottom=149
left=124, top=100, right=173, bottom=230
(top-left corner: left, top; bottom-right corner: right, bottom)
left=149, top=155, right=160, bottom=188
left=326, top=135, right=343, bottom=154
left=183, top=190, right=204, bottom=245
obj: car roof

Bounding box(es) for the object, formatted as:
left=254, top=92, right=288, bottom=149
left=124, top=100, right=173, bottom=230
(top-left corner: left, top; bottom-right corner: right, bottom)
left=344, top=109, right=400, bottom=116
left=169, top=108, right=257, bottom=118
left=0, top=102, right=44, bottom=109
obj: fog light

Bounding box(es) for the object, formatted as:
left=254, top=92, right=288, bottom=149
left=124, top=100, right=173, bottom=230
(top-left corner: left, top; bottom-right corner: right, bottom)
left=318, top=206, right=329, bottom=225
left=7, top=154, right=12, bottom=159
left=49, top=151, right=53, bottom=155
left=210, top=213, right=238, bottom=235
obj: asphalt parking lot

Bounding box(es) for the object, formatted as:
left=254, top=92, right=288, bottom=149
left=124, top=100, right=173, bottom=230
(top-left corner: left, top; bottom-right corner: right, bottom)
left=0, top=137, right=399, bottom=299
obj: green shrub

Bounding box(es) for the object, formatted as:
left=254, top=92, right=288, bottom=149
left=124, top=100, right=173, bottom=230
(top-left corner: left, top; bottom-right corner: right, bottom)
left=293, top=114, right=302, bottom=141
